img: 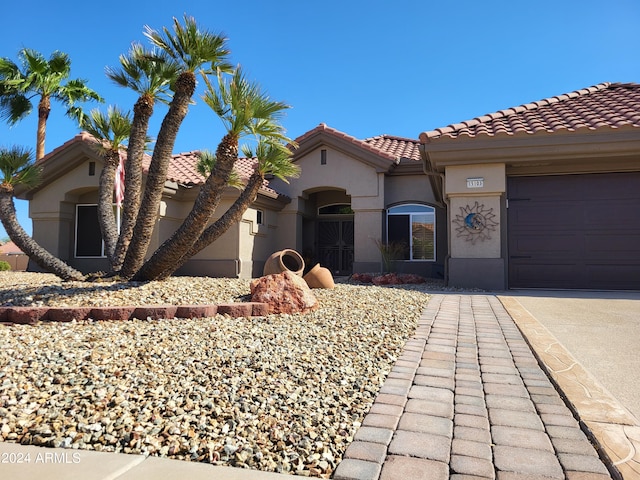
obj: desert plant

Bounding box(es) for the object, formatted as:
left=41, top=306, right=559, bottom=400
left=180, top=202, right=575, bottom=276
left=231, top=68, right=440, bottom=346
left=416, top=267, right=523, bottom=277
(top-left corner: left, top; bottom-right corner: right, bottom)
left=374, top=239, right=407, bottom=273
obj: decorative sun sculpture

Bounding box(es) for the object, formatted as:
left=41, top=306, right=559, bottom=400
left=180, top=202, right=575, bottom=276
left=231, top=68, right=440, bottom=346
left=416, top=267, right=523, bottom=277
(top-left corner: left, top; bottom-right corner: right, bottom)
left=453, top=201, right=499, bottom=244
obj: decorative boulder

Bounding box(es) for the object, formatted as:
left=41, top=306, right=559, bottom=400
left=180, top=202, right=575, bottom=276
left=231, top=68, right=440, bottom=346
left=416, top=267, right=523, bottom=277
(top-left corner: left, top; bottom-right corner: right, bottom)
left=250, top=271, right=319, bottom=315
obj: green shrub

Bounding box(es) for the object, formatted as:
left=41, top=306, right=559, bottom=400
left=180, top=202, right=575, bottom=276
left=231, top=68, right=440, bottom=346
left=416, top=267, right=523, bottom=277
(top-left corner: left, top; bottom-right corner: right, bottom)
left=0, top=261, right=11, bottom=271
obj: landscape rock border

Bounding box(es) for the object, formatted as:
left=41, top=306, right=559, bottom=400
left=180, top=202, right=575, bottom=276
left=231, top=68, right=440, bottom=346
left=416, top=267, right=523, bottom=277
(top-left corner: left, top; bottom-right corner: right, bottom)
left=0, top=302, right=269, bottom=325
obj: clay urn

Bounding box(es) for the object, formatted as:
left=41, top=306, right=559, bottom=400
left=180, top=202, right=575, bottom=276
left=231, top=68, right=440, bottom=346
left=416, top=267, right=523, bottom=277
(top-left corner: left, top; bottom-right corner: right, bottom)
left=263, top=249, right=305, bottom=276
left=303, top=263, right=335, bottom=289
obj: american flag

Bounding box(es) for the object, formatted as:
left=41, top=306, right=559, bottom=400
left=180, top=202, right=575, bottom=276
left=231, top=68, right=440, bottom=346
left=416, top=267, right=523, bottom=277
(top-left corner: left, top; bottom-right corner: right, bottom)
left=115, top=151, right=125, bottom=207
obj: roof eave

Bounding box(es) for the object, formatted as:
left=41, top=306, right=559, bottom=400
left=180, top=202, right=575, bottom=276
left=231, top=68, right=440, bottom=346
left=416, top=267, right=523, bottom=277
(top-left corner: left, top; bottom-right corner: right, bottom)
left=421, top=127, right=640, bottom=171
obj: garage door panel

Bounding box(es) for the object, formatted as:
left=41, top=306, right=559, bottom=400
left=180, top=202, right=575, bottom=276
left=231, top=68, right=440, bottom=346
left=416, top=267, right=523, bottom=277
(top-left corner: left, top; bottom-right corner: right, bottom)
left=508, top=172, right=640, bottom=290
left=586, top=264, right=640, bottom=289
left=585, top=202, right=640, bottom=226
left=585, top=233, right=640, bottom=255
left=514, top=234, right=578, bottom=255
left=510, top=262, right=580, bottom=288
left=510, top=204, right=581, bottom=227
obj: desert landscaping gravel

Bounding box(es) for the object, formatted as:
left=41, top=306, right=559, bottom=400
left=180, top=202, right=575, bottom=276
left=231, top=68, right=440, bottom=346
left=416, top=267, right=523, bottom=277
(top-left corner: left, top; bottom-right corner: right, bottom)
left=0, top=272, right=433, bottom=478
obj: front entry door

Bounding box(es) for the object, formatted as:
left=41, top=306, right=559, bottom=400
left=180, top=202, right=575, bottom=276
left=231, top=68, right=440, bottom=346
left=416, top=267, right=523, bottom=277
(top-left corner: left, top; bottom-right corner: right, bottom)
left=317, top=219, right=354, bottom=275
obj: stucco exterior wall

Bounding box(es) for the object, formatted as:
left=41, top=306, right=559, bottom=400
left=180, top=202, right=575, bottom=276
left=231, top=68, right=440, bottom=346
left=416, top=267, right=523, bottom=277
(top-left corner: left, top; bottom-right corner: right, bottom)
left=444, top=163, right=506, bottom=289
left=272, top=146, right=387, bottom=274
left=385, top=174, right=439, bottom=206
left=29, top=161, right=99, bottom=261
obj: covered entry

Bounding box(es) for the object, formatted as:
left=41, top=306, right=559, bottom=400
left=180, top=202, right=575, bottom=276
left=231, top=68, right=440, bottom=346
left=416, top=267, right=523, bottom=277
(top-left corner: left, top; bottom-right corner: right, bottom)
left=508, top=173, right=640, bottom=289
left=303, top=198, right=354, bottom=276
left=317, top=215, right=354, bottom=275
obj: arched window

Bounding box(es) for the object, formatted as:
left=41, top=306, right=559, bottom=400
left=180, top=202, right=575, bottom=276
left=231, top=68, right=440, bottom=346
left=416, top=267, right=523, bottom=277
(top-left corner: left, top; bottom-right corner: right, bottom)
left=318, top=204, right=354, bottom=215
left=387, top=204, right=436, bottom=261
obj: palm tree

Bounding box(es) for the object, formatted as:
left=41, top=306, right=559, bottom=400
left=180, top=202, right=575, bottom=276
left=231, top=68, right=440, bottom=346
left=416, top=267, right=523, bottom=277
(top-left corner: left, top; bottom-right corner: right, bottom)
left=0, top=49, right=102, bottom=160
left=155, top=140, right=300, bottom=279
left=105, top=44, right=179, bottom=271
left=133, top=68, right=292, bottom=281
left=80, top=107, right=132, bottom=266
left=120, top=15, right=232, bottom=279
left=0, top=146, right=84, bottom=281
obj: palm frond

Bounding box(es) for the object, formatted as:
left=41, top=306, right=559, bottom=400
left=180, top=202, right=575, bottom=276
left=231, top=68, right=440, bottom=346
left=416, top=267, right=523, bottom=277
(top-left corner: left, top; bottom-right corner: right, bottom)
left=0, top=146, right=41, bottom=188
left=106, top=43, right=179, bottom=104
left=0, top=93, right=31, bottom=124
left=196, top=150, right=243, bottom=188
left=143, top=15, right=230, bottom=74
left=242, top=139, right=300, bottom=183
left=203, top=67, right=292, bottom=143
left=81, top=106, right=132, bottom=154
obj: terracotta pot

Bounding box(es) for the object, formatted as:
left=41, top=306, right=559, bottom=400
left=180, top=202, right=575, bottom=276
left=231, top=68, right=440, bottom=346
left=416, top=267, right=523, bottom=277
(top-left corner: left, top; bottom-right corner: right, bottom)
left=303, top=263, right=335, bottom=289
left=263, top=249, right=305, bottom=276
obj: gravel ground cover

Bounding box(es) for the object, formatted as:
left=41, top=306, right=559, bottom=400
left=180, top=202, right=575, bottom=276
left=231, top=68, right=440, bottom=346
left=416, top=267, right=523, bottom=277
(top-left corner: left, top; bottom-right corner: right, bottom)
left=0, top=272, right=432, bottom=478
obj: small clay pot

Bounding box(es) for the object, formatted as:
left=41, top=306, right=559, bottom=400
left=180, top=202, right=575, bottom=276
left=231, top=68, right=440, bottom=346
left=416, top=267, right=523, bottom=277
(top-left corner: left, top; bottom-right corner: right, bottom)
left=303, top=263, right=335, bottom=289
left=263, top=249, right=305, bottom=276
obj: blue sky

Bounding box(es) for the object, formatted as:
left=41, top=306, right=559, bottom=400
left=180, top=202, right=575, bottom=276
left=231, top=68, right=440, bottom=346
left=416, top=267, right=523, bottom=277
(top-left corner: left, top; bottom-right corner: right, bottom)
left=1, top=0, right=639, bottom=239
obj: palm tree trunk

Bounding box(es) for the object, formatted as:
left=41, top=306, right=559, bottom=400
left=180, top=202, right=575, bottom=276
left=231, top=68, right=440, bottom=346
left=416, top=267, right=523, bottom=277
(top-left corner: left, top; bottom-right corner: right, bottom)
left=156, top=171, right=264, bottom=279
left=133, top=133, right=239, bottom=281
left=97, top=151, right=120, bottom=265
left=120, top=72, right=195, bottom=279
left=36, top=95, right=51, bottom=161
left=112, top=94, right=154, bottom=272
left=0, top=189, right=84, bottom=281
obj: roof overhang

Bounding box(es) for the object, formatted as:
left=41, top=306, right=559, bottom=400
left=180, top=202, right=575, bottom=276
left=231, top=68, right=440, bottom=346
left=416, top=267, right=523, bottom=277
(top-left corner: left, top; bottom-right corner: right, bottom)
left=15, top=135, right=102, bottom=200
left=420, top=126, right=640, bottom=175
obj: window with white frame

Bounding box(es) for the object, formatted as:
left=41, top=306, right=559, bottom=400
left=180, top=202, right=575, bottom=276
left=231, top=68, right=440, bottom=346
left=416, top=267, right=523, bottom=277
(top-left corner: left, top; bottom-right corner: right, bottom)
left=387, top=204, right=436, bottom=261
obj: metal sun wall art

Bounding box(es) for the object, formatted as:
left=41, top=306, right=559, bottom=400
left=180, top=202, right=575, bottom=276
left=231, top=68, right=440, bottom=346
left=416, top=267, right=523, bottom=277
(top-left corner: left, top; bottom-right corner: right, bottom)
left=453, top=201, right=498, bottom=244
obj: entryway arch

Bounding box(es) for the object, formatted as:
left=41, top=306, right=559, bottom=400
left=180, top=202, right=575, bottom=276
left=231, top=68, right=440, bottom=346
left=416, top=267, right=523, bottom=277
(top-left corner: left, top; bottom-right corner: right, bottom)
left=301, top=188, right=354, bottom=275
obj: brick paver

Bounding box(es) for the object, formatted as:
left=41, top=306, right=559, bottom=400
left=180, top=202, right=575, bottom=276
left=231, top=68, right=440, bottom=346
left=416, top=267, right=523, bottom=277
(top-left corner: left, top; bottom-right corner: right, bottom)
left=335, top=294, right=614, bottom=480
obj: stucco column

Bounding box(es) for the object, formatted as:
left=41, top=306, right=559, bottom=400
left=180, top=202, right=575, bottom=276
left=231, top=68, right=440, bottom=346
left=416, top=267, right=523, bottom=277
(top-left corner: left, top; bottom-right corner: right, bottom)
left=445, top=163, right=506, bottom=289
left=352, top=207, right=384, bottom=273
left=275, top=196, right=304, bottom=252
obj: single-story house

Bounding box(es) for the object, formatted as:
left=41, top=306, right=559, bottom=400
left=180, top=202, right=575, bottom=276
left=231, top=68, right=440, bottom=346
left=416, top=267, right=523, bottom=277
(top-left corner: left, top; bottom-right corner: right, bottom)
left=16, top=81, right=640, bottom=290
left=0, top=241, right=28, bottom=271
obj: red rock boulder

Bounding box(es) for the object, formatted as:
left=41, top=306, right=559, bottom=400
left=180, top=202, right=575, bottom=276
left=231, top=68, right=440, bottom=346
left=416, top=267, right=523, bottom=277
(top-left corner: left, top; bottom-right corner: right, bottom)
left=250, top=271, right=318, bottom=315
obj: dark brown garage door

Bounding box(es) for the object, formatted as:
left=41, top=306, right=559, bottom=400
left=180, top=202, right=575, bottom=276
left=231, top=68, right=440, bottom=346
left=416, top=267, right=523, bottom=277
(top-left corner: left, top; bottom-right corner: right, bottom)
left=508, top=173, right=640, bottom=290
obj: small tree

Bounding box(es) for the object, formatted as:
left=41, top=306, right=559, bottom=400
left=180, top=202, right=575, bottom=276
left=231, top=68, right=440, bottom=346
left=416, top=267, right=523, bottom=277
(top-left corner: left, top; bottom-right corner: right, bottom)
left=134, top=67, right=293, bottom=281
left=1, top=16, right=300, bottom=284
left=120, top=15, right=232, bottom=278
left=105, top=43, right=179, bottom=271
left=0, top=49, right=102, bottom=160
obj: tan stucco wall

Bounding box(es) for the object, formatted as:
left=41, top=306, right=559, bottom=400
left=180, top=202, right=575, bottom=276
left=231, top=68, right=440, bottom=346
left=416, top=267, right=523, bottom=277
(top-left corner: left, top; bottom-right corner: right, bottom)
left=449, top=195, right=502, bottom=258
left=29, top=161, right=100, bottom=261
left=443, top=163, right=506, bottom=289
left=385, top=174, right=439, bottom=206
left=272, top=146, right=386, bottom=271
left=445, top=163, right=506, bottom=195
left=283, top=146, right=382, bottom=197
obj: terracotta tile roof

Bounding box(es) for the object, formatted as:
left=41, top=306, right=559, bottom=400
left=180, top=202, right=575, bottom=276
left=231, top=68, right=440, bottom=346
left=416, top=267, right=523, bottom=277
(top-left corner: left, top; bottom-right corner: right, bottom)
left=0, top=241, right=23, bottom=255
left=363, top=134, right=422, bottom=163
left=141, top=152, right=281, bottom=197
left=294, top=123, right=420, bottom=164
left=420, top=82, right=640, bottom=142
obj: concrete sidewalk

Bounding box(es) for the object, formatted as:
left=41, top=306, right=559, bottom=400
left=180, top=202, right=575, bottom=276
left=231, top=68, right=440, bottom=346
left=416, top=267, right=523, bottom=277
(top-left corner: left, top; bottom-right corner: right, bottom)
left=1, top=293, right=636, bottom=479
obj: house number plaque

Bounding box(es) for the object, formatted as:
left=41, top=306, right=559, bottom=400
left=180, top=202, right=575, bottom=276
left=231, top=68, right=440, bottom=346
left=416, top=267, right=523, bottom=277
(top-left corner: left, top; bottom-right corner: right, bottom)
left=466, top=177, right=484, bottom=188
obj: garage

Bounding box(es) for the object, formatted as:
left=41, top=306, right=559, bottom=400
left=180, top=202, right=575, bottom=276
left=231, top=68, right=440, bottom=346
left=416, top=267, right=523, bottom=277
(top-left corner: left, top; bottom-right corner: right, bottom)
left=508, top=173, right=640, bottom=290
